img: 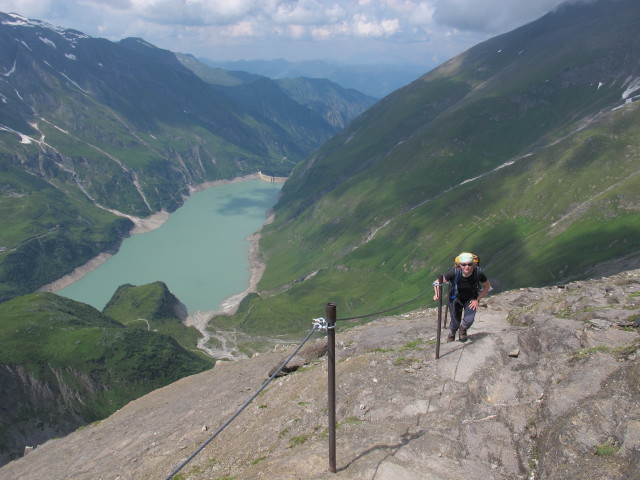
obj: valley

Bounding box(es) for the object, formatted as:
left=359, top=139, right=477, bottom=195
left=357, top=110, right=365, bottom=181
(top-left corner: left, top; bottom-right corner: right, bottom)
left=210, top=0, right=640, bottom=344
left=1, top=0, right=640, bottom=474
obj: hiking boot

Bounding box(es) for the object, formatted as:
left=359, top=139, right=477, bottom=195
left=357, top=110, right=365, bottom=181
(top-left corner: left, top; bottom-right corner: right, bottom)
left=446, top=332, right=455, bottom=342
left=459, top=328, right=468, bottom=342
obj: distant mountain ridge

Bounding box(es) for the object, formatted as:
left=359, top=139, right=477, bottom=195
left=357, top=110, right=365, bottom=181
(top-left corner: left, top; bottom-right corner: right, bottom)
left=176, top=53, right=377, bottom=130
left=199, top=57, right=428, bottom=98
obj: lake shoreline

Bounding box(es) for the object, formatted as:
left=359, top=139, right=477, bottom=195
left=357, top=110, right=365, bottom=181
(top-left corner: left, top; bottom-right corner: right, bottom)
left=39, top=173, right=263, bottom=297
left=184, top=208, right=275, bottom=359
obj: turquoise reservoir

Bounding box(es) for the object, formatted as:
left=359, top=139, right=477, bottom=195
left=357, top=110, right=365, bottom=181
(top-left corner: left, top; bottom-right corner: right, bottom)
left=58, top=179, right=281, bottom=313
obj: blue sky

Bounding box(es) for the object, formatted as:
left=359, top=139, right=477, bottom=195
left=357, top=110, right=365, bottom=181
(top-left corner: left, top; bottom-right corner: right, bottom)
left=0, top=0, right=582, bottom=67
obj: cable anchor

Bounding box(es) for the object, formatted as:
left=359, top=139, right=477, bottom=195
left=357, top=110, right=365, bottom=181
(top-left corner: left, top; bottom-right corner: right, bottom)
left=313, top=317, right=334, bottom=330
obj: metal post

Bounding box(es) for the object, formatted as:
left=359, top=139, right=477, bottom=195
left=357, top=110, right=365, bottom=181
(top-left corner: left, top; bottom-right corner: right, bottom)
left=436, top=274, right=443, bottom=359
left=326, top=302, right=337, bottom=473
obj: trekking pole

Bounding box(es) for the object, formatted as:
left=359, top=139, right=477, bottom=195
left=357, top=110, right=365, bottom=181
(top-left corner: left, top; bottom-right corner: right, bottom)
left=442, top=279, right=450, bottom=330
left=435, top=274, right=443, bottom=359
left=443, top=303, right=449, bottom=330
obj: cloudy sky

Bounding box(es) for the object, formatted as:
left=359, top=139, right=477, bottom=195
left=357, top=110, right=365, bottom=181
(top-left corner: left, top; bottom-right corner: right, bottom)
left=0, top=0, right=578, bottom=67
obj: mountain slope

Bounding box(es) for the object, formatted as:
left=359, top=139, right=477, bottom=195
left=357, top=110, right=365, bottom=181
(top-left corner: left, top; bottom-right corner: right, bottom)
left=213, top=0, right=640, bottom=337
left=274, top=76, right=377, bottom=129
left=177, top=53, right=378, bottom=131
left=0, top=12, right=373, bottom=301
left=0, top=291, right=212, bottom=466
left=1, top=270, right=638, bottom=479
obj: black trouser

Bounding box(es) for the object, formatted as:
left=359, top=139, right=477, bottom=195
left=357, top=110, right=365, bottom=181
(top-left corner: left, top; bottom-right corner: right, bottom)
left=448, top=298, right=477, bottom=332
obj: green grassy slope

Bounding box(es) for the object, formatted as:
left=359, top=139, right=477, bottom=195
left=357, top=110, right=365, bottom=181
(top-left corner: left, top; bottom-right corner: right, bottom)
left=103, top=282, right=203, bottom=357
left=210, top=0, right=640, bottom=338
left=0, top=292, right=212, bottom=462
left=0, top=292, right=212, bottom=405
left=0, top=162, right=133, bottom=300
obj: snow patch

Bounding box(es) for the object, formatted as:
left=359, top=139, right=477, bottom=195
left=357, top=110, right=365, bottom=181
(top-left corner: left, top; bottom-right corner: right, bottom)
left=2, top=59, right=16, bottom=77
left=44, top=121, right=69, bottom=135
left=4, top=13, right=90, bottom=45
left=59, top=72, right=89, bottom=94
left=65, top=53, right=77, bottom=61
left=622, top=76, right=640, bottom=100
left=1, top=13, right=30, bottom=26
left=38, top=36, right=57, bottom=48
left=612, top=76, right=640, bottom=111
left=133, top=38, right=156, bottom=49
left=0, top=124, right=33, bottom=144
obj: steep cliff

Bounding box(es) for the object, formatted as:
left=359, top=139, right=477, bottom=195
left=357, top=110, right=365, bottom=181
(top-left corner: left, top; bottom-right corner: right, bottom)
left=0, top=363, right=104, bottom=465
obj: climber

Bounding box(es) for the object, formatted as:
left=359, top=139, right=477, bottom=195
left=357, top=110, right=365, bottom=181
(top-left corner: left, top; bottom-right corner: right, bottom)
left=433, top=252, right=491, bottom=342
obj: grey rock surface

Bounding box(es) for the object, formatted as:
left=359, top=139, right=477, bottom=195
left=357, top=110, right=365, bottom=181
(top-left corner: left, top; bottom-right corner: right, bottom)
left=1, top=270, right=639, bottom=480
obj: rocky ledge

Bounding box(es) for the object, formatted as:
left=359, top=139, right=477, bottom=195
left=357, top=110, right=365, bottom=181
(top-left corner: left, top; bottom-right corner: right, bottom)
left=1, top=270, right=639, bottom=480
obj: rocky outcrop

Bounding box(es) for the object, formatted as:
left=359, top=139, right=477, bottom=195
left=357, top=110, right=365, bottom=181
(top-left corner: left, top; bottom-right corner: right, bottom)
left=1, top=270, right=638, bottom=479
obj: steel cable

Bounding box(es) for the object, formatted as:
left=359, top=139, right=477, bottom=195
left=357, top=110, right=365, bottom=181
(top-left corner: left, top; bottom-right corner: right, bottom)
left=164, top=324, right=321, bottom=480
left=165, top=289, right=430, bottom=478
left=336, top=289, right=430, bottom=322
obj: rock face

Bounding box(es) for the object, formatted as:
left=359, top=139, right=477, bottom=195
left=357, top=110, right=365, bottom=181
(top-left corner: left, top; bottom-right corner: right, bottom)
left=1, top=270, right=639, bottom=480
left=0, top=364, right=88, bottom=466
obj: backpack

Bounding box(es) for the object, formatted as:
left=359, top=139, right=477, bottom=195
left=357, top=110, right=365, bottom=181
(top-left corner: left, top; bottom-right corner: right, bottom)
left=449, top=253, right=481, bottom=302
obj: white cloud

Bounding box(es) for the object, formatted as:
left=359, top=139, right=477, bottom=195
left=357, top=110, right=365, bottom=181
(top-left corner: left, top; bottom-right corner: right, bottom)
left=0, top=0, right=573, bottom=65
left=272, top=0, right=324, bottom=25
left=409, top=2, right=435, bottom=24
left=351, top=13, right=400, bottom=37
left=220, top=20, right=256, bottom=37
